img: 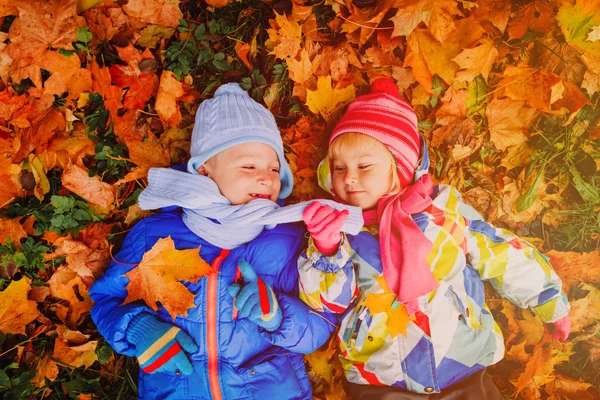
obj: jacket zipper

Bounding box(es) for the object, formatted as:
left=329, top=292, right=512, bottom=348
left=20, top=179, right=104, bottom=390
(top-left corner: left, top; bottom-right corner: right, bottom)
left=207, top=249, right=230, bottom=400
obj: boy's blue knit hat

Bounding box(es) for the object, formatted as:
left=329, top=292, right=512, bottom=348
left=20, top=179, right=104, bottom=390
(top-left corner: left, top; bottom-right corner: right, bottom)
left=187, top=83, right=293, bottom=199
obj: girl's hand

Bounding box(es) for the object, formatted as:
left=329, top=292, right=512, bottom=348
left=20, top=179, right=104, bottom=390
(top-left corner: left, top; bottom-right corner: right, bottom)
left=302, top=201, right=349, bottom=255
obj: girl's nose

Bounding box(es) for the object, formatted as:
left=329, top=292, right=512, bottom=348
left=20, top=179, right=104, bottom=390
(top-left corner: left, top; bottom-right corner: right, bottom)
left=344, top=171, right=358, bottom=184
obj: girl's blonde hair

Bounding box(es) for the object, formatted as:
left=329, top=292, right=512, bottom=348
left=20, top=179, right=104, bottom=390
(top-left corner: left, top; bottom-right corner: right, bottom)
left=329, top=132, right=401, bottom=195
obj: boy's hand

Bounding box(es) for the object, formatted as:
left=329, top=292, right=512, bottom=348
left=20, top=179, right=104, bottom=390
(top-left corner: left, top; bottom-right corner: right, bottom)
left=228, top=260, right=282, bottom=332
left=126, top=313, right=198, bottom=375
left=302, top=201, right=349, bottom=255
left=547, top=314, right=571, bottom=341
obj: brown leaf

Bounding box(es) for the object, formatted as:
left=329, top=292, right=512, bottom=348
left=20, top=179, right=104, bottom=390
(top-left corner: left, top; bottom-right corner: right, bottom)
left=0, top=278, right=39, bottom=335
left=121, top=236, right=215, bottom=320
left=545, top=375, right=600, bottom=400
left=547, top=251, right=600, bottom=284
left=507, top=0, right=555, bottom=41
left=568, top=283, right=600, bottom=333
left=126, top=138, right=171, bottom=169
left=61, top=163, right=115, bottom=209
left=32, top=355, right=59, bottom=388
left=472, top=0, right=511, bottom=33
left=76, top=223, right=114, bottom=250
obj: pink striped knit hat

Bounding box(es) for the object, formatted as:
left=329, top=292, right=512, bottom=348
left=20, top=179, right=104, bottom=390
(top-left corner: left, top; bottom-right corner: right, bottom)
left=330, top=78, right=420, bottom=188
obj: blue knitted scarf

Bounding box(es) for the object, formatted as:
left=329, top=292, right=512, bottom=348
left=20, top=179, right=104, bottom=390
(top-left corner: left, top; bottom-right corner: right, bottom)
left=137, top=168, right=364, bottom=249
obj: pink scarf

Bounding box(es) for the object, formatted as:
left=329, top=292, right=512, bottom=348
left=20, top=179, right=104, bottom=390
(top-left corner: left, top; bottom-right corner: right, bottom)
left=362, top=174, right=438, bottom=311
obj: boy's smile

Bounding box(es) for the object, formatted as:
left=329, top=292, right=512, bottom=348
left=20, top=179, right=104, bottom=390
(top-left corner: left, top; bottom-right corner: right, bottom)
left=198, top=142, right=281, bottom=205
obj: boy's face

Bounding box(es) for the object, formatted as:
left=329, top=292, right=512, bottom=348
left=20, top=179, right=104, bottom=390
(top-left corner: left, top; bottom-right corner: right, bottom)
left=198, top=142, right=281, bottom=205
left=331, top=140, right=394, bottom=210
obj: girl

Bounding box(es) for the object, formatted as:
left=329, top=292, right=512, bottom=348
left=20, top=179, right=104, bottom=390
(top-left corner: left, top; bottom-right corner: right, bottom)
left=298, top=78, right=570, bottom=399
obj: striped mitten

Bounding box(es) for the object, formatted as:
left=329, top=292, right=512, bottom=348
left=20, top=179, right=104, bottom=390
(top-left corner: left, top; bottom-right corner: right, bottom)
left=126, top=313, right=198, bottom=375
left=228, top=260, right=282, bottom=332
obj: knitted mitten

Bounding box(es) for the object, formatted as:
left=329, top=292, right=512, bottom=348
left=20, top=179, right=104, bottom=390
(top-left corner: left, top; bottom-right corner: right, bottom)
left=126, top=313, right=198, bottom=375
left=547, top=314, right=571, bottom=341
left=228, top=260, right=282, bottom=332
left=303, top=201, right=349, bottom=254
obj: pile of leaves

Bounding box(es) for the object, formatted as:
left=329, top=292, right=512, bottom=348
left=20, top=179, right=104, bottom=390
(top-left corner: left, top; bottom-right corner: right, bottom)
left=0, top=0, right=599, bottom=398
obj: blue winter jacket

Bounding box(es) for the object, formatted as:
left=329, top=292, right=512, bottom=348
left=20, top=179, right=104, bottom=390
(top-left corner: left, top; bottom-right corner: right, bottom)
left=90, top=210, right=336, bottom=399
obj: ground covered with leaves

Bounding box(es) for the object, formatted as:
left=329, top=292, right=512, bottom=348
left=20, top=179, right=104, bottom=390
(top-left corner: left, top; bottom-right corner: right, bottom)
left=0, top=0, right=599, bottom=399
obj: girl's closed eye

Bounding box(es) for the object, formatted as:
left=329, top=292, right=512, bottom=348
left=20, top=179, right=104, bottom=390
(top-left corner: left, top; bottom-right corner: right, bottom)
left=333, top=165, right=346, bottom=171
left=242, top=165, right=255, bottom=170
left=358, top=164, right=371, bottom=170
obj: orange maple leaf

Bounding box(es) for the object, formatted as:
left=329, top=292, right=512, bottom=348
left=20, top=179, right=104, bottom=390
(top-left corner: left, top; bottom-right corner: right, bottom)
left=61, top=163, right=116, bottom=209
left=4, top=0, right=85, bottom=62
left=122, top=0, right=182, bottom=28
left=48, top=266, right=95, bottom=328
left=0, top=278, right=40, bottom=335
left=121, top=236, right=215, bottom=320
left=507, top=0, right=555, bottom=41
left=0, top=217, right=27, bottom=248
left=155, top=70, right=185, bottom=128
left=497, top=66, right=564, bottom=110
left=38, top=51, right=93, bottom=100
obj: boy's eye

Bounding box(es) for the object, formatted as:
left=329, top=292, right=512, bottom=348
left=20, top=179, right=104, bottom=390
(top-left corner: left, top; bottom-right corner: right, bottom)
left=271, top=168, right=280, bottom=173
left=242, top=166, right=255, bottom=170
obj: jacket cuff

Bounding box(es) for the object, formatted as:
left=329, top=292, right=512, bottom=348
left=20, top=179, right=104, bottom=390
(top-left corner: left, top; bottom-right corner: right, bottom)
left=531, top=292, right=571, bottom=323
left=306, top=234, right=353, bottom=273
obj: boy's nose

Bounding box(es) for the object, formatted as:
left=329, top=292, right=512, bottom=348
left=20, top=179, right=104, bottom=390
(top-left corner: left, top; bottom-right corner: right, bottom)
left=257, top=171, right=274, bottom=186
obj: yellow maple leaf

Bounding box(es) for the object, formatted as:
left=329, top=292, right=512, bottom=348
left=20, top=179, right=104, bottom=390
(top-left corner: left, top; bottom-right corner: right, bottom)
left=0, top=278, right=40, bottom=335
left=122, top=236, right=215, bottom=320
left=266, top=12, right=302, bottom=60
left=485, top=98, right=538, bottom=151
left=390, top=0, right=462, bottom=44
left=306, top=76, right=355, bottom=120
left=452, top=38, right=499, bottom=82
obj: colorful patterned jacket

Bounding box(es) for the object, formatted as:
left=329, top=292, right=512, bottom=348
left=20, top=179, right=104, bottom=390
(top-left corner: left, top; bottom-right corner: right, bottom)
left=298, top=141, right=570, bottom=395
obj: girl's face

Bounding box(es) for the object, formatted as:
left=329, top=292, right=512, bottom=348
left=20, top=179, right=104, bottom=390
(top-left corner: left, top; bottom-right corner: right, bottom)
left=331, top=139, right=395, bottom=210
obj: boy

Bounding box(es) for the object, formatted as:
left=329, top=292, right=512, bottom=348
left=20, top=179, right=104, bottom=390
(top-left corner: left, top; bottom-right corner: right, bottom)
left=90, top=83, right=343, bottom=399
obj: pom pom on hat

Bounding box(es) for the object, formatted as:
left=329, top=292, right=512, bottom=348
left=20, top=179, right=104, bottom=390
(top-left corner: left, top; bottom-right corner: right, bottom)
left=370, top=78, right=400, bottom=97
left=214, top=82, right=248, bottom=97
left=330, top=78, right=420, bottom=188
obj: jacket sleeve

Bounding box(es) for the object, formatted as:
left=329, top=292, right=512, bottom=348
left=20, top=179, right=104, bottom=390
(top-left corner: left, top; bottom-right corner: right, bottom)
left=258, top=229, right=338, bottom=353
left=460, top=199, right=570, bottom=323
left=297, top=234, right=358, bottom=314
left=89, top=220, right=157, bottom=356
